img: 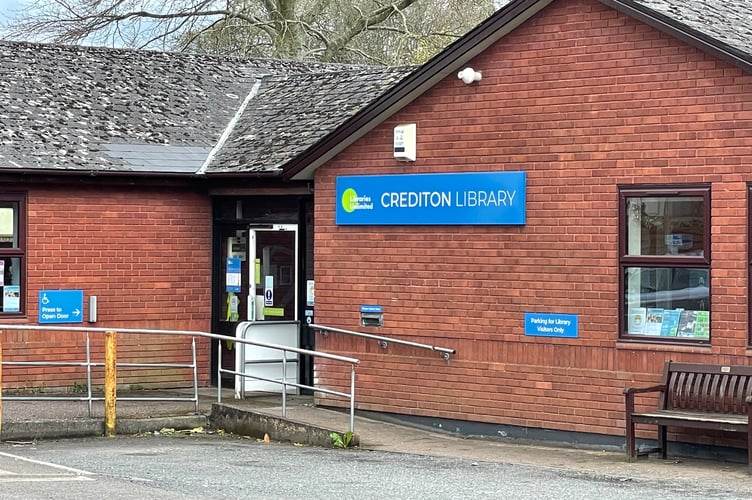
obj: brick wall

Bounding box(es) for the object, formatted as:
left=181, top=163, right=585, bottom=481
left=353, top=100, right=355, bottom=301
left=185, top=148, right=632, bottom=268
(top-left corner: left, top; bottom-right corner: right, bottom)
left=1, top=183, right=212, bottom=391
left=313, top=0, right=752, bottom=446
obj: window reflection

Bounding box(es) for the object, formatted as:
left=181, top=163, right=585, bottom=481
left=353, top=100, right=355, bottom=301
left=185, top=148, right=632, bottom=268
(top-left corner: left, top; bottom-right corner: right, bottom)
left=626, top=197, right=704, bottom=257
left=0, top=205, right=17, bottom=248
left=625, top=267, right=709, bottom=339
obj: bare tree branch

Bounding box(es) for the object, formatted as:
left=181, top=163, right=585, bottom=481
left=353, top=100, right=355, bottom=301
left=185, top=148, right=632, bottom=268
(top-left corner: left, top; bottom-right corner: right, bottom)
left=320, top=0, right=417, bottom=61
left=1, top=0, right=501, bottom=65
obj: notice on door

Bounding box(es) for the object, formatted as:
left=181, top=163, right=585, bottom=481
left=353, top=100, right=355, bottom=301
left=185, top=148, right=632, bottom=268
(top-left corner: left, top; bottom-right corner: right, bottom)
left=264, top=276, right=274, bottom=306
left=226, top=257, right=241, bottom=293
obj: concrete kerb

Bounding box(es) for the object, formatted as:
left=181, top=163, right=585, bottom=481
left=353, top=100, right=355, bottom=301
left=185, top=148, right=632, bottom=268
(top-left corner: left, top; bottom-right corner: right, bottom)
left=0, top=415, right=209, bottom=442
left=0, top=396, right=349, bottom=447
left=208, top=403, right=354, bottom=448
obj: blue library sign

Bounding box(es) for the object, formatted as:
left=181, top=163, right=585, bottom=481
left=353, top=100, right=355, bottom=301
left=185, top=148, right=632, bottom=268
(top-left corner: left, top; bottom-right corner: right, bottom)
left=39, top=290, right=84, bottom=324
left=336, top=171, right=526, bottom=225
left=524, top=313, right=578, bottom=338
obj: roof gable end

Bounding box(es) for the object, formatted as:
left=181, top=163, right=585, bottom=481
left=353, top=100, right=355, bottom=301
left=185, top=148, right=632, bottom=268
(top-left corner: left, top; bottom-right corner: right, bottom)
left=284, top=0, right=752, bottom=181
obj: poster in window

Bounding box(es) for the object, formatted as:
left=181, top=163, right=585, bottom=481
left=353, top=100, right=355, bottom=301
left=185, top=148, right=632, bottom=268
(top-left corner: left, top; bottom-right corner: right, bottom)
left=644, top=308, right=664, bottom=336
left=693, top=311, right=710, bottom=339
left=628, top=307, right=646, bottom=334
left=660, top=309, right=682, bottom=337
left=3, top=285, right=19, bottom=312
left=677, top=310, right=698, bottom=337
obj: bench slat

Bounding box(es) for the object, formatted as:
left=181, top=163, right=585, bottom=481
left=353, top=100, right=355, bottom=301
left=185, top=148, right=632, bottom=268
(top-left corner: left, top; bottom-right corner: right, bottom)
left=632, top=410, right=748, bottom=426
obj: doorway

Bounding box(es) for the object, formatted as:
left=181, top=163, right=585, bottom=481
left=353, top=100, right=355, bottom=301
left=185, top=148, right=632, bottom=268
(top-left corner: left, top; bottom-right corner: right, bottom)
left=211, top=195, right=314, bottom=391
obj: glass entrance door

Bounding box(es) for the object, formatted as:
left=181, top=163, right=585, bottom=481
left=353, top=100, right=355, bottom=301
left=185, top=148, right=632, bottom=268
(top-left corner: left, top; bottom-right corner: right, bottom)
left=247, top=225, right=298, bottom=322
left=236, top=224, right=299, bottom=395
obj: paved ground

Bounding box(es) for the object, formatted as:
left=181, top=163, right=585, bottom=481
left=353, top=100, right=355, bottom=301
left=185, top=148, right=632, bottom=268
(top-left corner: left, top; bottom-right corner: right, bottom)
left=2, top=387, right=752, bottom=490
left=1, top=435, right=744, bottom=500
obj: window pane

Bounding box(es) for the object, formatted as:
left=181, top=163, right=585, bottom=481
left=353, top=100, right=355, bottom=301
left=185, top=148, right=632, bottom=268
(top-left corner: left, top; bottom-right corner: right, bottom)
left=624, top=266, right=708, bottom=339
left=626, top=196, right=704, bottom=256
left=0, top=257, right=21, bottom=313
left=0, top=203, right=18, bottom=248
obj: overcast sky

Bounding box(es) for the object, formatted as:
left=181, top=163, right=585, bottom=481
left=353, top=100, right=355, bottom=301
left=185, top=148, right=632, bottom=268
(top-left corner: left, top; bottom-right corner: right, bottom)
left=0, top=0, right=18, bottom=21
left=0, top=0, right=24, bottom=23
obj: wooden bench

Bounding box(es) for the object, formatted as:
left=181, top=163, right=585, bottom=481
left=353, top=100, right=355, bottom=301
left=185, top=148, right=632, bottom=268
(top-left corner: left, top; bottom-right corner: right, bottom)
left=624, top=360, right=752, bottom=471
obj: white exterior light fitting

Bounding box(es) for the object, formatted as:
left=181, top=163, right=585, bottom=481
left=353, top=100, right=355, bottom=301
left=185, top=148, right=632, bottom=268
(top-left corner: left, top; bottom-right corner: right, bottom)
left=458, top=67, right=482, bottom=84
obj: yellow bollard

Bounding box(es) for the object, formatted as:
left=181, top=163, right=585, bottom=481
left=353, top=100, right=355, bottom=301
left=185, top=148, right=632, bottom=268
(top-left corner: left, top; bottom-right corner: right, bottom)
left=104, top=330, right=117, bottom=437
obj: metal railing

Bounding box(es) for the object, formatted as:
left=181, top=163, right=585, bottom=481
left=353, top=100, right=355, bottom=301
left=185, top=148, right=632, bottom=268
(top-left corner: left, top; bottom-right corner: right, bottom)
left=0, top=324, right=200, bottom=416
left=220, top=321, right=360, bottom=433
left=0, top=324, right=362, bottom=432
left=311, top=323, right=456, bottom=360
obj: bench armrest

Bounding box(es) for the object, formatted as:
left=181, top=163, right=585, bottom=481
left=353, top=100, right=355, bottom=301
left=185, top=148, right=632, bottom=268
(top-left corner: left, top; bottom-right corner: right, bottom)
left=624, top=384, right=666, bottom=417
left=623, top=384, right=665, bottom=396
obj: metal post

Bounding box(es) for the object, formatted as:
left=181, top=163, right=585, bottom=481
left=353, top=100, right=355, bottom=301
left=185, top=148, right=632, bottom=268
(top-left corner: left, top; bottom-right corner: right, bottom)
left=349, top=364, right=356, bottom=434
left=239, top=324, right=246, bottom=400
left=281, top=353, right=287, bottom=418
left=191, top=337, right=199, bottom=414
left=86, top=333, right=93, bottom=417
left=217, top=339, right=222, bottom=403
left=104, top=330, right=117, bottom=437
left=239, top=323, right=247, bottom=400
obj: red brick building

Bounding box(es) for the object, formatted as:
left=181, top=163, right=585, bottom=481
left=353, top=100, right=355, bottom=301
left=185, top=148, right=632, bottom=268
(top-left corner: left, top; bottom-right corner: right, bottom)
left=2, top=0, right=752, bottom=458
left=0, top=43, right=409, bottom=391
left=288, top=0, right=752, bottom=455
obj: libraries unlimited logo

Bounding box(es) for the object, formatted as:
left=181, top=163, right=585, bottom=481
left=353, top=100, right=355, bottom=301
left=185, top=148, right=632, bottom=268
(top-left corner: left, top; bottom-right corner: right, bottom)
left=340, top=188, right=373, bottom=213
left=341, top=188, right=357, bottom=213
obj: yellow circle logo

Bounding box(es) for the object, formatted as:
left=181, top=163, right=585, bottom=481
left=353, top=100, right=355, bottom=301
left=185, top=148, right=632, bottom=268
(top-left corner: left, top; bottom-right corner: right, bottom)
left=341, top=188, right=358, bottom=213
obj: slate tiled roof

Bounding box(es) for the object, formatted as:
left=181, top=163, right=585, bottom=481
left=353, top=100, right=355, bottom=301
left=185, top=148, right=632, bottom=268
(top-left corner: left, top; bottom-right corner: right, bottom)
left=633, top=0, right=752, bottom=57
left=0, top=42, right=250, bottom=171
left=2, top=0, right=752, bottom=178
left=0, top=40, right=394, bottom=174
left=204, top=67, right=415, bottom=174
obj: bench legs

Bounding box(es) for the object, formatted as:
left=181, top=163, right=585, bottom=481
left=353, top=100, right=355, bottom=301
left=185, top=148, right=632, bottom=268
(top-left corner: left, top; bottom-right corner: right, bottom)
left=625, top=413, right=637, bottom=460
left=625, top=417, right=667, bottom=460
left=657, top=424, right=667, bottom=459
left=629, top=421, right=749, bottom=472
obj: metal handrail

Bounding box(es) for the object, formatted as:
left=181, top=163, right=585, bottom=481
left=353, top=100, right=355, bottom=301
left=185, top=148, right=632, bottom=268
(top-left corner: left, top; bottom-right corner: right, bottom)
left=0, top=325, right=199, bottom=415
left=311, top=323, right=455, bottom=361
left=0, top=324, right=361, bottom=432
left=224, top=321, right=360, bottom=433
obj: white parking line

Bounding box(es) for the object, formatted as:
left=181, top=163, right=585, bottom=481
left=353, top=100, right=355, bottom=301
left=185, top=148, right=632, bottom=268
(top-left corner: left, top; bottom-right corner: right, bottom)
left=0, top=475, right=93, bottom=482
left=0, top=451, right=95, bottom=482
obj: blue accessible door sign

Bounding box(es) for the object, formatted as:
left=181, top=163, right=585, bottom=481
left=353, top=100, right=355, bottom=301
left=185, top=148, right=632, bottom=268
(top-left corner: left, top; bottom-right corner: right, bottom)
left=39, top=290, right=84, bottom=324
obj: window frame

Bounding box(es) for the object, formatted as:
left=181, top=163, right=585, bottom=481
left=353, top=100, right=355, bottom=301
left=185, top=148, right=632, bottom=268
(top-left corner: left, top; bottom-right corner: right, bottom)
left=748, top=185, right=752, bottom=347
left=618, top=185, right=710, bottom=343
left=0, top=193, right=26, bottom=317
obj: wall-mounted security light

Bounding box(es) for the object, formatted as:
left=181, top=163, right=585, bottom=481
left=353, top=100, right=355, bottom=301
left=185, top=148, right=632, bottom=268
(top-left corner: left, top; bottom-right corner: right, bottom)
left=458, top=67, right=482, bottom=85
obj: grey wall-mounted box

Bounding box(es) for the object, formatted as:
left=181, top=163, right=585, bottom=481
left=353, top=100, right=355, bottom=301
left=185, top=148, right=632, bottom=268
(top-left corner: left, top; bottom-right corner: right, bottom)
left=360, top=304, right=383, bottom=327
